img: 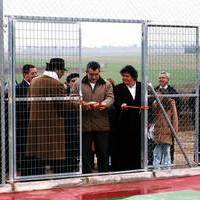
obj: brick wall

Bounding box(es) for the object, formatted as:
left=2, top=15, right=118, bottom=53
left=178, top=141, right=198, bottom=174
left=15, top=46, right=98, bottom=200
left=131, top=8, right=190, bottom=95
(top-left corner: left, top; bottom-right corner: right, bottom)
left=174, top=130, right=196, bottom=164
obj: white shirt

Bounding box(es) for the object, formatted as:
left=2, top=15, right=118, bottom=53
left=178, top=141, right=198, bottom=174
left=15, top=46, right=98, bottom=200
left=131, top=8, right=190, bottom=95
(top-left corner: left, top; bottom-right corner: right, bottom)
left=127, top=83, right=136, bottom=100
left=159, top=85, right=168, bottom=89
left=90, top=82, right=95, bottom=90
left=43, top=71, right=59, bottom=81
left=24, top=79, right=30, bottom=86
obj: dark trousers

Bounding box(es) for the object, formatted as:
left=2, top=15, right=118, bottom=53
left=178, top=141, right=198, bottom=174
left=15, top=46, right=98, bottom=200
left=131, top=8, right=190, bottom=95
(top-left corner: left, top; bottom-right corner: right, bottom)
left=82, top=131, right=109, bottom=173
left=64, top=110, right=80, bottom=173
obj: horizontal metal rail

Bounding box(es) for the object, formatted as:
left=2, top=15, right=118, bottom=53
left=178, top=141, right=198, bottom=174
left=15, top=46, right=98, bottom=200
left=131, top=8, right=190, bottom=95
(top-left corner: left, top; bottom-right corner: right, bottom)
left=148, top=24, right=198, bottom=28
left=148, top=94, right=199, bottom=98
left=5, top=15, right=148, bottom=24
left=14, top=96, right=80, bottom=102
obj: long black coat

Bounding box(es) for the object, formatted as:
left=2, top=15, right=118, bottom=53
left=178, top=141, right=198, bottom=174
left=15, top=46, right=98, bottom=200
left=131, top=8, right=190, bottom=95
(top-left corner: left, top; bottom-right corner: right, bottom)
left=16, top=80, right=30, bottom=163
left=112, top=82, right=141, bottom=171
left=16, top=80, right=29, bottom=97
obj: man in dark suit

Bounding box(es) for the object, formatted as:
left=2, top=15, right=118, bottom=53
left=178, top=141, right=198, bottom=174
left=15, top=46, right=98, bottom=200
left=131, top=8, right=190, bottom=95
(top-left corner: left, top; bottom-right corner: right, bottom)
left=16, top=64, right=38, bottom=175
left=16, top=64, right=38, bottom=96
left=189, top=85, right=200, bottom=163
left=112, top=65, right=141, bottom=171
left=64, top=73, right=80, bottom=172
left=155, top=71, right=179, bottom=102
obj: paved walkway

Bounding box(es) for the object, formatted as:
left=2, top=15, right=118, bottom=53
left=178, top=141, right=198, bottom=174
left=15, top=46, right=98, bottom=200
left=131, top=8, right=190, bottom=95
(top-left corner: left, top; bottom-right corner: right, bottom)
left=125, top=190, right=200, bottom=200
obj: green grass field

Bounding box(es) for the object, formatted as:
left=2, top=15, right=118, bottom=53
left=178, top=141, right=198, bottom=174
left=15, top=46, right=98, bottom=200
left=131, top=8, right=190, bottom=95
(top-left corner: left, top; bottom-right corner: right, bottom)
left=15, top=54, right=198, bottom=91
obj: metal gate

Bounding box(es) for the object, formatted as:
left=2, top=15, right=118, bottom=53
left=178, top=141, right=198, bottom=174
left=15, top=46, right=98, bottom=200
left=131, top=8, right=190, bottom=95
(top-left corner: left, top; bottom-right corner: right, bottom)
left=8, top=17, right=82, bottom=181
left=3, top=16, right=200, bottom=184
left=4, top=16, right=149, bottom=183
left=146, top=24, right=199, bottom=169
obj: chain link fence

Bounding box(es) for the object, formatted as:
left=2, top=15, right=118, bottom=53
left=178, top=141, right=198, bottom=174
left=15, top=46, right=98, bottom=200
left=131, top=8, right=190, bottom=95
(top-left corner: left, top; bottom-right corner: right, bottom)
left=0, top=1, right=200, bottom=186
left=147, top=25, right=199, bottom=169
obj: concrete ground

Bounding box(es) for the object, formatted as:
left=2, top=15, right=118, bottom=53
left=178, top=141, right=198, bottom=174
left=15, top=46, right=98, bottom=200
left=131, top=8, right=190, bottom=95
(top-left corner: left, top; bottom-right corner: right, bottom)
left=1, top=168, right=200, bottom=199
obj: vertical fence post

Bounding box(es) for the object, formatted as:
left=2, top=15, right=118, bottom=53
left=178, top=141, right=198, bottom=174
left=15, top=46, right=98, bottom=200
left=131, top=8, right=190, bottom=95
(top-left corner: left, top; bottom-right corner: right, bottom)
left=141, top=22, right=149, bottom=171
left=8, top=17, right=15, bottom=183
left=78, top=22, right=82, bottom=173
left=0, top=0, right=6, bottom=185
left=195, top=27, right=199, bottom=163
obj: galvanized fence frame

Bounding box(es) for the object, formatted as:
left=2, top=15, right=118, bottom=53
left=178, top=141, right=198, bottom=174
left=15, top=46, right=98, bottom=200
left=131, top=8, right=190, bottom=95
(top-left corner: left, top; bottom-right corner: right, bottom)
left=7, top=16, right=83, bottom=181
left=0, top=0, right=6, bottom=186
left=5, top=16, right=148, bottom=182
left=1, top=15, right=199, bottom=184
left=146, top=24, right=200, bottom=169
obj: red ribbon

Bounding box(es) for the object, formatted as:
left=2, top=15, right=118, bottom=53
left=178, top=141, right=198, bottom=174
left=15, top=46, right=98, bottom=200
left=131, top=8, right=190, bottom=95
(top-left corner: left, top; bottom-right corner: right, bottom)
left=124, top=105, right=149, bottom=110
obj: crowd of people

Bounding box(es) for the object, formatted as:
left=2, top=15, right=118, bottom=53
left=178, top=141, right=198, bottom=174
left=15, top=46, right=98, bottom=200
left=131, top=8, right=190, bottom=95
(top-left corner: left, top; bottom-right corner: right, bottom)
left=14, top=57, right=180, bottom=176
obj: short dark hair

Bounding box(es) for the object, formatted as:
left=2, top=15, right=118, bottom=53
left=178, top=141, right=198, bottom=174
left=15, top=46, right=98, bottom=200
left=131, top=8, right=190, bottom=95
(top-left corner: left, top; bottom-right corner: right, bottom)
left=22, top=64, right=36, bottom=74
left=66, top=73, right=79, bottom=83
left=120, top=65, right=138, bottom=80
left=86, top=61, right=100, bottom=71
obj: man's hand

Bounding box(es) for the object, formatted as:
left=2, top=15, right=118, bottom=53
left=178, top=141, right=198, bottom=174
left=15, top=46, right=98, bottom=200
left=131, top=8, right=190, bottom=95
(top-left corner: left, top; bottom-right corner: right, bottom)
left=90, top=102, right=107, bottom=111
left=81, top=101, right=97, bottom=110
left=81, top=101, right=107, bottom=111
left=98, top=102, right=107, bottom=110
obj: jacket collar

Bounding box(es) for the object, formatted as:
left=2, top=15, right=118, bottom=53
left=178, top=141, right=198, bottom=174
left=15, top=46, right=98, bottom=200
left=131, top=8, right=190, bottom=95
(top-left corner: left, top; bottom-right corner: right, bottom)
left=43, top=71, right=59, bottom=81
left=82, top=76, right=106, bottom=85
left=22, top=79, right=30, bottom=86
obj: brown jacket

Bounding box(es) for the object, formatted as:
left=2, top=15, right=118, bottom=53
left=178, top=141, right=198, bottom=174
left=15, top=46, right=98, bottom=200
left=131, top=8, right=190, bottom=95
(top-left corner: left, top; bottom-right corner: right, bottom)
left=26, top=75, right=67, bottom=160
left=81, top=76, right=114, bottom=132
left=153, top=101, right=178, bottom=145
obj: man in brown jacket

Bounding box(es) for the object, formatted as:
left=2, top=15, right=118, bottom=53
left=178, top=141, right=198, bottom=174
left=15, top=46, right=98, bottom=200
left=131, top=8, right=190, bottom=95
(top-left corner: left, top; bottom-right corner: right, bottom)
left=81, top=61, right=114, bottom=173
left=26, top=58, right=67, bottom=175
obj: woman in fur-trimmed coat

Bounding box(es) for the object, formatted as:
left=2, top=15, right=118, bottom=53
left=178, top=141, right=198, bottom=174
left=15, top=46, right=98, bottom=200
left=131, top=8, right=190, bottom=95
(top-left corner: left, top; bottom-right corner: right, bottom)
left=153, top=97, right=178, bottom=169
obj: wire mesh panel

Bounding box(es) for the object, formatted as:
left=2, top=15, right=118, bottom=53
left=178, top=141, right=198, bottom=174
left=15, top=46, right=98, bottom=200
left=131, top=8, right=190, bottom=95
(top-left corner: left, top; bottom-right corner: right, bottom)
left=8, top=17, right=81, bottom=180
left=147, top=25, right=199, bottom=169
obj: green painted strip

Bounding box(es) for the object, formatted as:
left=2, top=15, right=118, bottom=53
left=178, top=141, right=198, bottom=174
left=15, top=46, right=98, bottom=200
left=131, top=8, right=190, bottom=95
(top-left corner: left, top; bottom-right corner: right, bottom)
left=123, top=190, right=200, bottom=200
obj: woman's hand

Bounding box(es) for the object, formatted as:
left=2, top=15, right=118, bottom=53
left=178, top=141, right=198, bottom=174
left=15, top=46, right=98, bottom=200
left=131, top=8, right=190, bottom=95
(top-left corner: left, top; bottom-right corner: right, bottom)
left=121, top=103, right=128, bottom=110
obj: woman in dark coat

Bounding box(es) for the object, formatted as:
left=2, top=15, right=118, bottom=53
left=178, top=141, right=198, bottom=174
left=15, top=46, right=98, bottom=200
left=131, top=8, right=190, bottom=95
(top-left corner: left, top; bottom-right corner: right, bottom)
left=112, top=65, right=141, bottom=171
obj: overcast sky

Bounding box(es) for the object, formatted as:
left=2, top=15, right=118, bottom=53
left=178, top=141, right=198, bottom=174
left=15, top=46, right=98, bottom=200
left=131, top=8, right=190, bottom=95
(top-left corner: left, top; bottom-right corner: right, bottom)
left=4, top=0, right=200, bottom=23
left=3, top=0, right=200, bottom=47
